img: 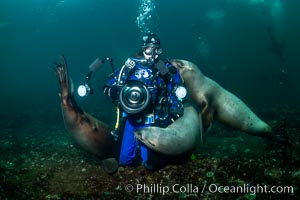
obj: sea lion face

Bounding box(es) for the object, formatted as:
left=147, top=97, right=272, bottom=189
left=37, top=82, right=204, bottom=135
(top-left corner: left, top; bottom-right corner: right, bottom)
left=135, top=128, right=161, bottom=148
left=171, top=59, right=209, bottom=109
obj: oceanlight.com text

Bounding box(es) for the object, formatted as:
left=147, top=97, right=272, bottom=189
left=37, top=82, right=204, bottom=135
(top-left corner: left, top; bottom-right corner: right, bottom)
left=124, top=183, right=294, bottom=195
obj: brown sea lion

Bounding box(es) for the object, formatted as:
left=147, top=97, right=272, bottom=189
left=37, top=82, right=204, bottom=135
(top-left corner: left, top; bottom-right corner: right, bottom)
left=170, top=59, right=272, bottom=136
left=53, top=56, right=117, bottom=173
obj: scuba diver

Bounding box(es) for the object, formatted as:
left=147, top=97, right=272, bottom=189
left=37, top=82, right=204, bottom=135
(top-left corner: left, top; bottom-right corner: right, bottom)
left=103, top=33, right=188, bottom=170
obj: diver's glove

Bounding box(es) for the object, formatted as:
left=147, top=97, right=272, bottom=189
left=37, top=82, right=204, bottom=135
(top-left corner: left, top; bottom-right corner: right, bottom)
left=169, top=102, right=184, bottom=122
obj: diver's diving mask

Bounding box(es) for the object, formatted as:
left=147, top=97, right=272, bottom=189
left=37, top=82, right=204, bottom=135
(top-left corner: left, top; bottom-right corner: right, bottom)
left=143, top=45, right=162, bottom=56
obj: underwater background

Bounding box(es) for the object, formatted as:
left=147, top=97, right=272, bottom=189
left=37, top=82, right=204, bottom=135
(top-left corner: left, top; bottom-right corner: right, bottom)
left=0, top=0, right=299, bottom=199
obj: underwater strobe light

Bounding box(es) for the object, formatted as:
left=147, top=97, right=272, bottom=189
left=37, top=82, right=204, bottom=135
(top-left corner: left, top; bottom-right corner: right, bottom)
left=174, top=86, right=187, bottom=100
left=77, top=83, right=93, bottom=97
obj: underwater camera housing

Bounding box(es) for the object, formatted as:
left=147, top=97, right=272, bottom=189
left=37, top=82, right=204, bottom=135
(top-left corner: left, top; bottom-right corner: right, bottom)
left=119, top=81, right=150, bottom=114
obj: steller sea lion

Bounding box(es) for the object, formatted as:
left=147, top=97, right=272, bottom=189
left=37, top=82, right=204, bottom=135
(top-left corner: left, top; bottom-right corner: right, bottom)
left=53, top=56, right=118, bottom=173
left=170, top=59, right=272, bottom=136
